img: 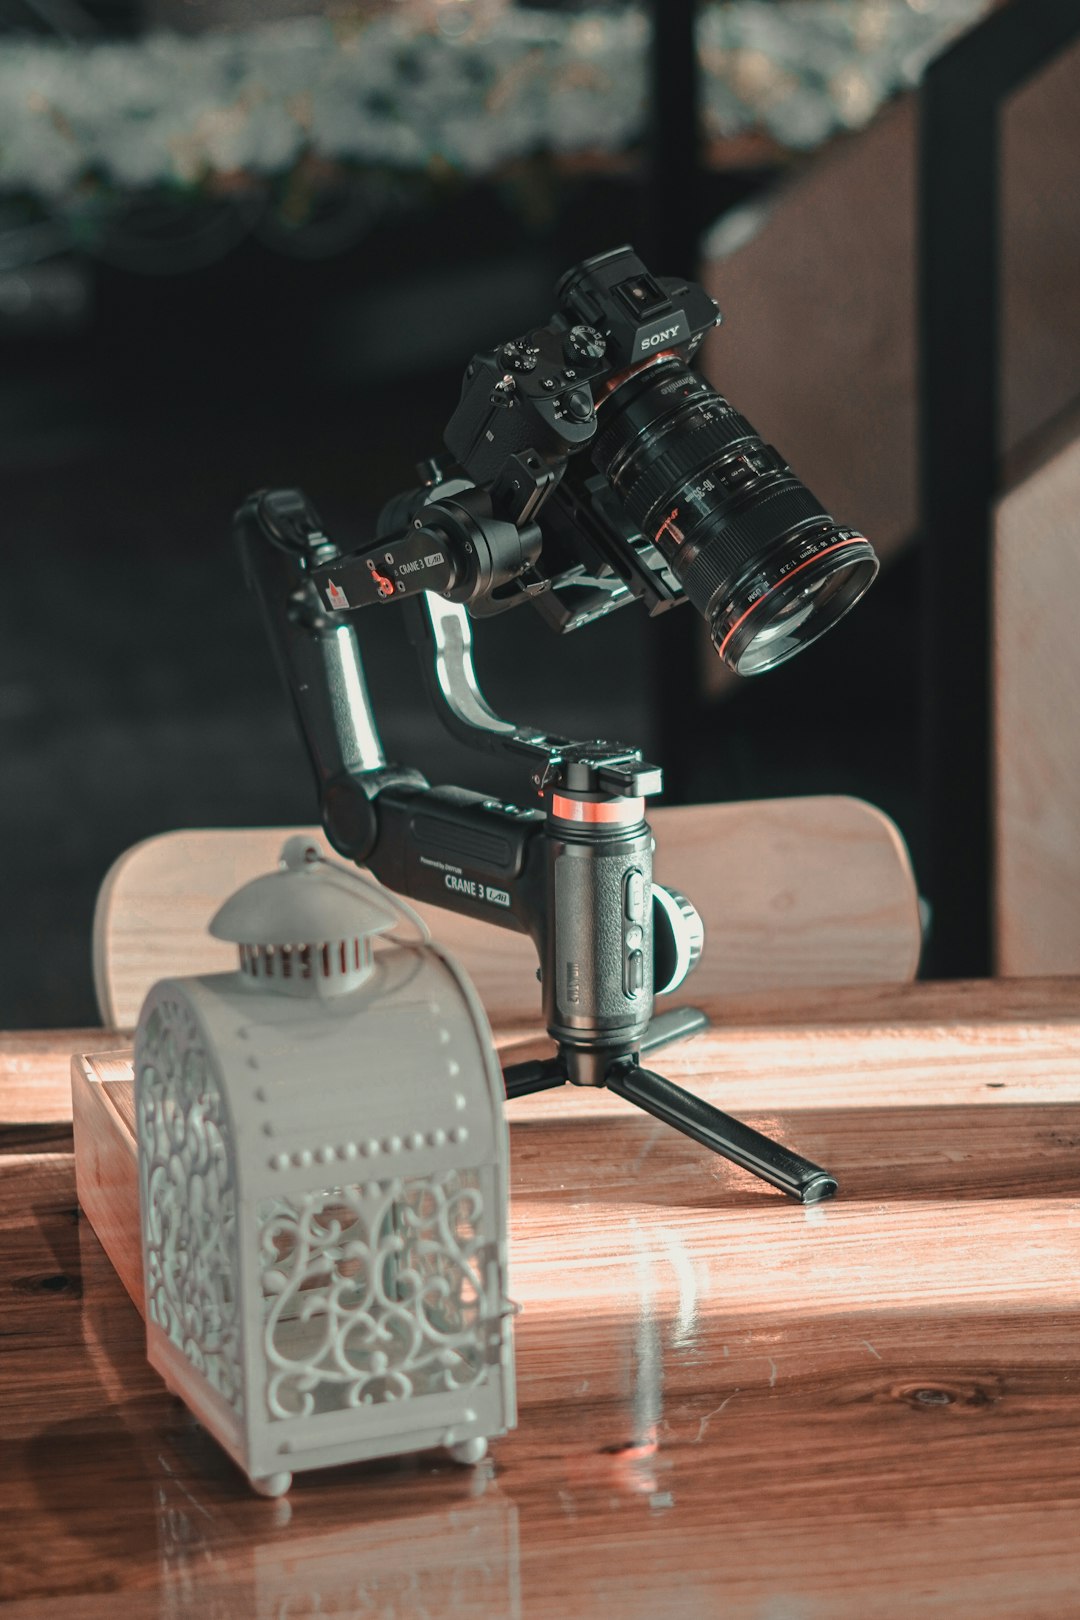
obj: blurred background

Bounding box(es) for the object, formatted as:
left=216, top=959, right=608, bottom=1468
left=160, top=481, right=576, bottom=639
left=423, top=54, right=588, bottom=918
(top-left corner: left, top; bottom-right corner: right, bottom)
left=1, top=0, right=1077, bottom=1025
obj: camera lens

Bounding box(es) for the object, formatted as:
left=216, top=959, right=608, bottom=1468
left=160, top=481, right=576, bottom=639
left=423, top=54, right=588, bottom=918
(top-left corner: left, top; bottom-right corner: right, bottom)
left=592, top=359, right=879, bottom=674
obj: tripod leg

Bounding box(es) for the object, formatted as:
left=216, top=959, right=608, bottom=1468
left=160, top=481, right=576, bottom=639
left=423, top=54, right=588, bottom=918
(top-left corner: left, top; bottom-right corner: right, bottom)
left=640, top=1006, right=709, bottom=1055
left=606, top=1064, right=837, bottom=1204
left=502, top=1057, right=568, bottom=1099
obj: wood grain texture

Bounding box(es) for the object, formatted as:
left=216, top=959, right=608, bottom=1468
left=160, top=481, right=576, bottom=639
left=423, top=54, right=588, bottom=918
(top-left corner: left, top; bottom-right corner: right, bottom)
left=90, top=800, right=921, bottom=1028
left=5, top=973, right=1080, bottom=1126
left=73, top=1054, right=1080, bottom=1325
left=0, top=1029, right=134, bottom=1126
left=996, top=421, right=1080, bottom=975
left=5, top=987, right=1080, bottom=1617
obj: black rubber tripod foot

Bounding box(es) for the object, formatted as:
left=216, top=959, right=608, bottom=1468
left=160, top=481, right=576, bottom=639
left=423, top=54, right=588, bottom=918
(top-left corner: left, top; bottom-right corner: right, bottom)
left=605, top=1062, right=837, bottom=1204
left=639, top=1005, right=710, bottom=1054
left=502, top=1057, right=568, bottom=1100
left=502, top=1037, right=837, bottom=1204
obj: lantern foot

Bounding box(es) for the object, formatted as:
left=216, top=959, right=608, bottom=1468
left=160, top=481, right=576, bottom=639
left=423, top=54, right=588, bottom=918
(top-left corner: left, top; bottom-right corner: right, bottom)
left=251, top=1471, right=292, bottom=1498
left=447, top=1437, right=488, bottom=1466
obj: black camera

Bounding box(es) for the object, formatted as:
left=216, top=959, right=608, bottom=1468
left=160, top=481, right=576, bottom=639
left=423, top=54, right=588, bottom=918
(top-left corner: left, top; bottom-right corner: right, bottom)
left=441, top=244, right=880, bottom=673
left=287, top=247, right=876, bottom=676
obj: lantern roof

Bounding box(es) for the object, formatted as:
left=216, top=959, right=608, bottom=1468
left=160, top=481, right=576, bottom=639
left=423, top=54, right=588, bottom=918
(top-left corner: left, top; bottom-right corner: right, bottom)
left=209, top=838, right=399, bottom=948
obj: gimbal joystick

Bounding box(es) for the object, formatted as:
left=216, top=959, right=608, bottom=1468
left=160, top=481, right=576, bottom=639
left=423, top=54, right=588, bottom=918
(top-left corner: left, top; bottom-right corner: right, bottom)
left=234, top=246, right=875, bottom=1205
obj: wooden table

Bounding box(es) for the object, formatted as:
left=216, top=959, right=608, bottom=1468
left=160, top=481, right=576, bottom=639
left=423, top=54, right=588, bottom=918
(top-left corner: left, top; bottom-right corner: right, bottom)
left=3, top=980, right=1080, bottom=1618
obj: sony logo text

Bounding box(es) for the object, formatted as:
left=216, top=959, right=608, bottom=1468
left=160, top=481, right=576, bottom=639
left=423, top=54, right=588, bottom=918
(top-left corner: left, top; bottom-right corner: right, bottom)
left=639, top=325, right=681, bottom=352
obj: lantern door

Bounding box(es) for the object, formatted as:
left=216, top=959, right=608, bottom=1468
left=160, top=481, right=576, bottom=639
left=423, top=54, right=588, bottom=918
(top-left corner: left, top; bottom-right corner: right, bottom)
left=245, top=1161, right=512, bottom=1476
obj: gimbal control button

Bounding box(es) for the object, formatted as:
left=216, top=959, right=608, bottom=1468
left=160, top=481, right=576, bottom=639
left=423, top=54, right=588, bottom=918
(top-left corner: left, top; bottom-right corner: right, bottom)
left=625, top=950, right=645, bottom=995
left=624, top=869, right=645, bottom=921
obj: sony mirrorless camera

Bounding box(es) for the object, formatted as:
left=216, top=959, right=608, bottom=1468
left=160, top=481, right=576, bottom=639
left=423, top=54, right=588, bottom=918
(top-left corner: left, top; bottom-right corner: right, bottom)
left=304, top=246, right=877, bottom=675
left=434, top=244, right=878, bottom=673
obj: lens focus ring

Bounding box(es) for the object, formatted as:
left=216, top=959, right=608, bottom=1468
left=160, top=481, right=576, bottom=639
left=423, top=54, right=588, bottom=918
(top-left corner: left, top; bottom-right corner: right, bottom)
left=605, top=410, right=757, bottom=533
left=590, top=356, right=878, bottom=675
left=681, top=484, right=828, bottom=616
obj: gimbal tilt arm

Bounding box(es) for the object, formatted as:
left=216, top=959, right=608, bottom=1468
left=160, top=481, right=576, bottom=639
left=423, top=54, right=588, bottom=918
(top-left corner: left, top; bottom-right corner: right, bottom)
left=235, top=486, right=838, bottom=1204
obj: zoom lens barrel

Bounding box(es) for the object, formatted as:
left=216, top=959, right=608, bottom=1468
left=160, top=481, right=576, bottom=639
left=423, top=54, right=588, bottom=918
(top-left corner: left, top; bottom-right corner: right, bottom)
left=592, top=359, right=878, bottom=673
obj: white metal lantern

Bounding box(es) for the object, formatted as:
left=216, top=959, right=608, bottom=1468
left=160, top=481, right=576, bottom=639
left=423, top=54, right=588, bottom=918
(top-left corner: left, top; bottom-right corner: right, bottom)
left=134, top=838, right=516, bottom=1497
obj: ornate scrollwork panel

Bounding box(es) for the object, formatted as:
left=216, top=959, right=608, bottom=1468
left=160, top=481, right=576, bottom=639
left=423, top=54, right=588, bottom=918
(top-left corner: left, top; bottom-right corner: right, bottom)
left=138, top=998, right=243, bottom=1415
left=259, top=1169, right=489, bottom=1421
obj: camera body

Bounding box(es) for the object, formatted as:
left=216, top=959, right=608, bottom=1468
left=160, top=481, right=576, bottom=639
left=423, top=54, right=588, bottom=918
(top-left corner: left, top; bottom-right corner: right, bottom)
left=445, top=245, right=720, bottom=486
left=439, top=245, right=875, bottom=667
left=304, top=244, right=874, bottom=668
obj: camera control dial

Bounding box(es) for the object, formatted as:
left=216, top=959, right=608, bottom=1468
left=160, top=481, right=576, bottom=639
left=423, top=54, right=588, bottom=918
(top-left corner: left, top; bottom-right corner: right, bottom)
left=498, top=340, right=540, bottom=373
left=566, top=324, right=606, bottom=362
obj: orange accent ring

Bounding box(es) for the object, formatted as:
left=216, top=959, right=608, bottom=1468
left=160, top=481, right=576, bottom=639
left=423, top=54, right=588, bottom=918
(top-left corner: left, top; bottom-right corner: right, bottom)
left=717, top=537, right=868, bottom=663
left=593, top=351, right=682, bottom=405
left=551, top=794, right=645, bottom=825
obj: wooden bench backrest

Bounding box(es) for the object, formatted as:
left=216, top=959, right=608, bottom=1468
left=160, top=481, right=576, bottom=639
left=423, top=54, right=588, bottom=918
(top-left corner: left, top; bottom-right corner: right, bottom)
left=93, top=797, right=921, bottom=1028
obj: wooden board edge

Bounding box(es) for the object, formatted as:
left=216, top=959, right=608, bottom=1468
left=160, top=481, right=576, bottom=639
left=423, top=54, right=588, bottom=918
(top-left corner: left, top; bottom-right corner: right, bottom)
left=70, top=1052, right=144, bottom=1315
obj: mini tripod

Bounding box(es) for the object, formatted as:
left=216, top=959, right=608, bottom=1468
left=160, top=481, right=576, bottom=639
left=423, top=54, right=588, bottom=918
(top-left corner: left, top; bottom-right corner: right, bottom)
left=237, top=486, right=838, bottom=1204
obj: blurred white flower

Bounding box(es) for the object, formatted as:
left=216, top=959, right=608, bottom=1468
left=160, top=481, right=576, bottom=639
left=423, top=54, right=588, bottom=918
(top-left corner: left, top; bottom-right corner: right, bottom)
left=0, top=2, right=991, bottom=202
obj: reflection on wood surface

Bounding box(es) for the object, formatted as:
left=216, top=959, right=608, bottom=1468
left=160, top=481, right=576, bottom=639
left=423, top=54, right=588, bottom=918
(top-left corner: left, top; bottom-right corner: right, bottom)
left=2, top=981, right=1080, bottom=1616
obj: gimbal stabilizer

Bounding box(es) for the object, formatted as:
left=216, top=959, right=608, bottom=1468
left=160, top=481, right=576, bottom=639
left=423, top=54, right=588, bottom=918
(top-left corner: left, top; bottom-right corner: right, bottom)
left=235, top=483, right=838, bottom=1204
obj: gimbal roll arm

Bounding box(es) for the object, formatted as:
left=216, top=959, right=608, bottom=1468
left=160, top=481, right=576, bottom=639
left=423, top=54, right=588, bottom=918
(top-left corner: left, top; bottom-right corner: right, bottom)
left=401, top=591, right=661, bottom=797
left=235, top=484, right=660, bottom=857
left=234, top=487, right=411, bottom=863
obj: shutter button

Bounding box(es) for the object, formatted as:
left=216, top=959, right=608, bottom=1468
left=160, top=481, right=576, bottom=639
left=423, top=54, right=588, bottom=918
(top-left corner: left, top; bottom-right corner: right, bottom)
left=563, top=388, right=594, bottom=423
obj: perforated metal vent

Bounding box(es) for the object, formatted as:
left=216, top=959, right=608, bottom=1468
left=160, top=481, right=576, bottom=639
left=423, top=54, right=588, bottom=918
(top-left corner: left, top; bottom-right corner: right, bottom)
left=211, top=839, right=399, bottom=999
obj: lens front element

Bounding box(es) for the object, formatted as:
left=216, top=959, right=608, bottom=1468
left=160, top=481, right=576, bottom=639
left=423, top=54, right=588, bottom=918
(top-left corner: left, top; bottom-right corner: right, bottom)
left=592, top=359, right=879, bottom=673
left=711, top=531, right=878, bottom=675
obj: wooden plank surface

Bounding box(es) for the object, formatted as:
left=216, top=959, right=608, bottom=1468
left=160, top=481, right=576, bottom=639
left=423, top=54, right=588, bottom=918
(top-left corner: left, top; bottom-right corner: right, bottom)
left=5, top=974, right=1080, bottom=1125
left=4, top=989, right=1080, bottom=1616
left=69, top=1046, right=1080, bottom=1317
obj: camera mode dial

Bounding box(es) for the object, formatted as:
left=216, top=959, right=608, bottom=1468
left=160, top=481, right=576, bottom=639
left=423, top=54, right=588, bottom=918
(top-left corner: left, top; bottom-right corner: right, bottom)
left=566, top=324, right=606, bottom=363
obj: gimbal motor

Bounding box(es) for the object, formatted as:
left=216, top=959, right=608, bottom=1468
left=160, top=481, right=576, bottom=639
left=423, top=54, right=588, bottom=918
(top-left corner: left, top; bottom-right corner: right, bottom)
left=235, top=246, right=880, bottom=1204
